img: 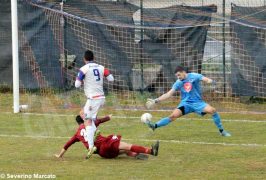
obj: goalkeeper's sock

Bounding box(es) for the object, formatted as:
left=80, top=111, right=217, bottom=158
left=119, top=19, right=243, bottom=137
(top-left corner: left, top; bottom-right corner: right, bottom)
left=155, top=117, right=171, bottom=128
left=212, top=112, right=224, bottom=130
left=130, top=145, right=151, bottom=154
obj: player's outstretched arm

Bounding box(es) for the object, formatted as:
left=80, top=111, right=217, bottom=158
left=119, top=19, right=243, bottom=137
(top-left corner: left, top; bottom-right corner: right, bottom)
left=55, top=135, right=79, bottom=158
left=146, top=89, right=175, bottom=109
left=202, top=77, right=217, bottom=91
left=202, top=77, right=216, bottom=85
left=95, top=114, right=112, bottom=127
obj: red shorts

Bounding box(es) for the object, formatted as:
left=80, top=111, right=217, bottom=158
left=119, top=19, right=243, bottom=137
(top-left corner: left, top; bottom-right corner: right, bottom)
left=97, top=135, right=121, bottom=159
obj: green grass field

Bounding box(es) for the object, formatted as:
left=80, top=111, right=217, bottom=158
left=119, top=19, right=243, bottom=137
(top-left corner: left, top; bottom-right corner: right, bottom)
left=0, top=110, right=266, bottom=179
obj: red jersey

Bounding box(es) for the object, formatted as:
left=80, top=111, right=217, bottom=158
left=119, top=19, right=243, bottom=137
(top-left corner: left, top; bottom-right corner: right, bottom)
left=94, top=134, right=121, bottom=159
left=63, top=116, right=110, bottom=150
left=64, top=124, right=89, bottom=150
left=63, top=124, right=121, bottom=158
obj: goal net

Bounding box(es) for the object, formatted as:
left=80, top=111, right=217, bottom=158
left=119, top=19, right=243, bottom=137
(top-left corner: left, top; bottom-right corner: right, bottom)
left=0, top=0, right=265, bottom=113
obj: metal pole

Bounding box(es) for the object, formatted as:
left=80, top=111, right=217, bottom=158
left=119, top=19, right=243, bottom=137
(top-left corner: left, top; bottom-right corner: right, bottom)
left=222, top=0, right=226, bottom=97
left=140, top=0, right=144, bottom=93
left=60, top=1, right=68, bottom=88
left=11, top=0, right=20, bottom=113
left=60, top=1, right=64, bottom=86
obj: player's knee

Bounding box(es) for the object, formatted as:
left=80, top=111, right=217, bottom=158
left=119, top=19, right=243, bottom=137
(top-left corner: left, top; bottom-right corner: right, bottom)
left=169, top=113, right=181, bottom=121
left=169, top=116, right=175, bottom=121
left=204, top=105, right=216, bottom=114
left=210, top=107, right=216, bottom=114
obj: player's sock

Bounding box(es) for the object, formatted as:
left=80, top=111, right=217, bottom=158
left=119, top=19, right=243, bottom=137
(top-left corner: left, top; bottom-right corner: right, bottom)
left=212, top=112, right=224, bottom=131
left=130, top=145, right=151, bottom=154
left=155, top=117, right=171, bottom=128
left=94, top=116, right=111, bottom=127
left=85, top=125, right=96, bottom=149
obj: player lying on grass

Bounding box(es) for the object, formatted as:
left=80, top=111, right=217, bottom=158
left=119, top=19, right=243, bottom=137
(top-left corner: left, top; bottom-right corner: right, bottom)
left=146, top=65, right=231, bottom=137
left=55, top=115, right=159, bottom=160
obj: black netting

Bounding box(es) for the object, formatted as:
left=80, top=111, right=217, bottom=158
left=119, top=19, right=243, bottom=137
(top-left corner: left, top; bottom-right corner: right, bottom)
left=230, top=4, right=266, bottom=96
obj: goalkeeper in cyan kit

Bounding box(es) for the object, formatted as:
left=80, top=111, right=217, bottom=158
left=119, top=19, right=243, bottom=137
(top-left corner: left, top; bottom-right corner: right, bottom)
left=145, top=65, right=231, bottom=137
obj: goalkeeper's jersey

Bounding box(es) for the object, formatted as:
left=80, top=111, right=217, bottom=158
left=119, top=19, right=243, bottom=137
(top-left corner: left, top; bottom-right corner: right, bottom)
left=172, top=73, right=204, bottom=102
left=78, top=62, right=109, bottom=99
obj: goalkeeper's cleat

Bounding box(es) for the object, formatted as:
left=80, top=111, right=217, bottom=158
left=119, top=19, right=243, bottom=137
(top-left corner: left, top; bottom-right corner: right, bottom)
left=151, top=140, right=159, bottom=156
left=135, top=153, right=149, bottom=160
left=94, top=129, right=101, bottom=141
left=86, top=146, right=97, bottom=159
left=146, top=120, right=156, bottom=131
left=220, top=130, right=231, bottom=137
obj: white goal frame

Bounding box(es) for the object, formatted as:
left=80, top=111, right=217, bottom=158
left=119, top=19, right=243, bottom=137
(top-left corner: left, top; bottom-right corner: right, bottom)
left=11, top=0, right=20, bottom=113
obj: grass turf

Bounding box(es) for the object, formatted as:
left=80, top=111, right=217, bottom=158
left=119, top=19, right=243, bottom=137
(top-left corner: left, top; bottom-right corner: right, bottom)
left=0, top=111, right=266, bottom=179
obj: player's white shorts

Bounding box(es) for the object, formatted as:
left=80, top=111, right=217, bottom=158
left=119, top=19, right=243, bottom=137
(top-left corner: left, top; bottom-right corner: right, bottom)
left=84, top=98, right=105, bottom=120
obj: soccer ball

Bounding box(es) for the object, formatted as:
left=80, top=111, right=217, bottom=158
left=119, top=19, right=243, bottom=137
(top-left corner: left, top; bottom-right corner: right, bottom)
left=140, top=113, right=152, bottom=124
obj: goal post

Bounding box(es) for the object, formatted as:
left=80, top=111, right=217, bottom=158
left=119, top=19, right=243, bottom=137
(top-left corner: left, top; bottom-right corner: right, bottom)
left=11, top=0, right=20, bottom=113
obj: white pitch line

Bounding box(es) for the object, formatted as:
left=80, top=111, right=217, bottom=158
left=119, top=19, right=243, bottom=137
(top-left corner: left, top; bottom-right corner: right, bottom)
left=0, top=134, right=265, bottom=147
left=0, top=134, right=67, bottom=139
left=2, top=112, right=266, bottom=123
left=114, top=108, right=266, bottom=115
left=2, top=112, right=73, bottom=117
left=123, top=138, right=266, bottom=147
left=111, top=116, right=266, bottom=123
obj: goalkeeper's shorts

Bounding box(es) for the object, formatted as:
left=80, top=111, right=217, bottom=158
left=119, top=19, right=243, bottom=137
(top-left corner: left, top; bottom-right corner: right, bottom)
left=177, top=101, right=207, bottom=116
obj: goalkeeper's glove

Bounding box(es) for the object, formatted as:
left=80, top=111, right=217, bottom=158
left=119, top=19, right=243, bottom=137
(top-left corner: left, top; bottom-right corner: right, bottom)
left=211, top=80, right=217, bottom=86
left=211, top=80, right=217, bottom=89
left=210, top=80, right=217, bottom=91
left=146, top=98, right=159, bottom=109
